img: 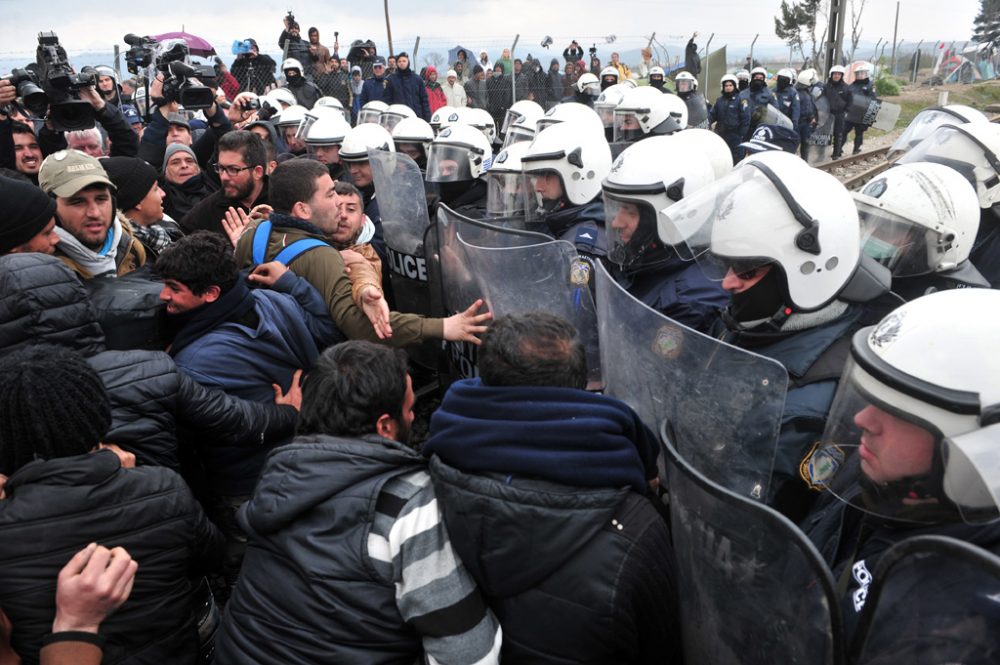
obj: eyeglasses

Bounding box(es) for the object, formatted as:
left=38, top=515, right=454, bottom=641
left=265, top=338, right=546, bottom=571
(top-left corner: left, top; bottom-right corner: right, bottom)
left=212, top=163, right=253, bottom=177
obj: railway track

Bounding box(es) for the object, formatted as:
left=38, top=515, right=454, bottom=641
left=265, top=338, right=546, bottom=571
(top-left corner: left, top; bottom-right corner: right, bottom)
left=817, top=147, right=893, bottom=190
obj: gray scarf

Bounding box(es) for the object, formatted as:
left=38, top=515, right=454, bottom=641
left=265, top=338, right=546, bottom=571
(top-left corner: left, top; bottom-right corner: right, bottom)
left=55, top=218, right=123, bottom=277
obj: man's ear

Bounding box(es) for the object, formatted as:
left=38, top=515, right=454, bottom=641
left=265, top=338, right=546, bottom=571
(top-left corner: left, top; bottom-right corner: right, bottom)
left=375, top=412, right=397, bottom=440
left=202, top=284, right=222, bottom=303
left=252, top=164, right=265, bottom=180
left=291, top=200, right=311, bottom=220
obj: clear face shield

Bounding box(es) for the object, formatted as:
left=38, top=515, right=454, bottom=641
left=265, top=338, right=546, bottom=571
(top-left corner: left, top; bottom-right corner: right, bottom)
left=659, top=165, right=783, bottom=280
left=676, top=79, right=693, bottom=94
left=306, top=141, right=341, bottom=165
left=359, top=107, right=382, bottom=124
left=613, top=108, right=647, bottom=143
left=394, top=141, right=426, bottom=165
left=857, top=200, right=941, bottom=277
left=501, top=122, right=534, bottom=149
left=501, top=109, right=523, bottom=136
left=379, top=111, right=407, bottom=132
left=295, top=112, right=320, bottom=141
left=897, top=125, right=1000, bottom=202
left=580, top=81, right=601, bottom=99
left=890, top=109, right=964, bottom=157
left=486, top=171, right=541, bottom=221
left=604, top=194, right=660, bottom=268
left=804, top=357, right=1000, bottom=525
left=426, top=144, right=477, bottom=183
left=534, top=117, right=560, bottom=133
left=595, top=101, right=617, bottom=128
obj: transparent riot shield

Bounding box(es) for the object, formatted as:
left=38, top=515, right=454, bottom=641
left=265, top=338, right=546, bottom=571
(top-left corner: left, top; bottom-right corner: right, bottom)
left=662, top=422, right=845, bottom=665
left=685, top=92, right=710, bottom=129
left=457, top=235, right=602, bottom=386
left=595, top=261, right=786, bottom=498
left=810, top=92, right=835, bottom=146
left=429, top=205, right=553, bottom=382
left=851, top=535, right=1000, bottom=665
left=368, top=149, right=432, bottom=316
left=752, top=102, right=795, bottom=131
left=845, top=94, right=901, bottom=132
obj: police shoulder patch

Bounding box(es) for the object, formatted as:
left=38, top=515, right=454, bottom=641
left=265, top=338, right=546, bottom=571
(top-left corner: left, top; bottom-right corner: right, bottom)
left=800, top=441, right=845, bottom=491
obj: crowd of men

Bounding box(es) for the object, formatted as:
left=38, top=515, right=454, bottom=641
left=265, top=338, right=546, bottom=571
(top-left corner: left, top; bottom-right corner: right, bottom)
left=1, top=14, right=999, bottom=665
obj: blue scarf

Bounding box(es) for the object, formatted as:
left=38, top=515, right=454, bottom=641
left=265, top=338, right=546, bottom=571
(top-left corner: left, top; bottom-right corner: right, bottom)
left=423, top=378, right=658, bottom=493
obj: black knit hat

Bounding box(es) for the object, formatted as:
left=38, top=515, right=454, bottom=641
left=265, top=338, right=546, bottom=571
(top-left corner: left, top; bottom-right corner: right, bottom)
left=0, top=175, right=57, bottom=254
left=100, top=156, right=159, bottom=211
left=0, top=344, right=111, bottom=475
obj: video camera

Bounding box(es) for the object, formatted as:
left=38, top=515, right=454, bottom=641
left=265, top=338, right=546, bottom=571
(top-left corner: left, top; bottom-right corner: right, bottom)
left=161, top=61, right=216, bottom=110
left=232, top=39, right=254, bottom=56
left=285, top=10, right=296, bottom=27
left=589, top=44, right=598, bottom=57
left=124, top=33, right=158, bottom=75
left=2, top=68, right=48, bottom=115
left=35, top=32, right=96, bottom=132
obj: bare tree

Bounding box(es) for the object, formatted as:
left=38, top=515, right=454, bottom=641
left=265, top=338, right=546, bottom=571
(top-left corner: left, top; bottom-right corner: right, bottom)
left=849, top=0, right=868, bottom=61
left=423, top=51, right=444, bottom=68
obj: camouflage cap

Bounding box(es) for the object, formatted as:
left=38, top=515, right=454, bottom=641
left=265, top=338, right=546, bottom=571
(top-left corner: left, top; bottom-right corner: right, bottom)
left=38, top=149, right=116, bottom=198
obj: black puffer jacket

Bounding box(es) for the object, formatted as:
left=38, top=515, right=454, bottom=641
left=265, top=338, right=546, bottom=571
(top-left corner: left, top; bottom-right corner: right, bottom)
left=0, top=451, right=223, bottom=665
left=0, top=253, right=297, bottom=470
left=429, top=456, right=681, bottom=664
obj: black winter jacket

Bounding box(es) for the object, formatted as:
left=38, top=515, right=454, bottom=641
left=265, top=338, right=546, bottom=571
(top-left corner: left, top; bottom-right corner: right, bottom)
left=384, top=68, right=432, bottom=121
left=0, top=253, right=298, bottom=470
left=179, top=180, right=269, bottom=237
left=430, top=456, right=681, bottom=664
left=0, top=451, right=224, bottom=664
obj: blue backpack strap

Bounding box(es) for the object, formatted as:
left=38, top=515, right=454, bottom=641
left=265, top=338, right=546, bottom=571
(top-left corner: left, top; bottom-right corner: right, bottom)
left=273, top=239, right=329, bottom=266
left=251, top=220, right=273, bottom=265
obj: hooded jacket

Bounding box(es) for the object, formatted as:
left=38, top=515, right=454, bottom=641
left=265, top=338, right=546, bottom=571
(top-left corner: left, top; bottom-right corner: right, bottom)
left=384, top=66, right=433, bottom=121
left=0, top=252, right=298, bottom=471
left=0, top=451, right=224, bottom=665
left=423, top=379, right=680, bottom=664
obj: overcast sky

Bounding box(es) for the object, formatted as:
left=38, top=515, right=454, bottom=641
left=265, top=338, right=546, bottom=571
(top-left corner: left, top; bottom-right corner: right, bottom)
left=0, top=0, right=983, bottom=62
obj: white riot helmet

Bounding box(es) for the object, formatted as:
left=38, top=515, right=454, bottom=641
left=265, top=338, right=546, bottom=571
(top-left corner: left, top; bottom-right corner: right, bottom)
left=536, top=102, right=605, bottom=137
left=720, top=74, right=739, bottom=91
left=339, top=123, right=395, bottom=163
left=502, top=104, right=545, bottom=148
left=854, top=162, right=985, bottom=283
left=889, top=105, right=991, bottom=158
left=485, top=141, right=542, bottom=224
left=668, top=128, right=735, bottom=180
left=750, top=66, right=768, bottom=80
left=602, top=135, right=717, bottom=271
left=659, top=150, right=864, bottom=312
left=305, top=115, right=353, bottom=164
left=426, top=124, right=493, bottom=183
left=358, top=100, right=388, bottom=125
left=674, top=71, right=697, bottom=93
left=315, top=96, right=351, bottom=123
left=852, top=61, right=874, bottom=80
left=811, top=289, right=1000, bottom=524
left=275, top=104, right=308, bottom=129
left=522, top=120, right=612, bottom=206
left=465, top=107, right=499, bottom=145
left=264, top=88, right=297, bottom=110
left=576, top=72, right=601, bottom=97
left=613, top=86, right=688, bottom=142
left=829, top=65, right=847, bottom=78
left=436, top=106, right=472, bottom=132
left=736, top=70, right=750, bottom=82
left=391, top=117, right=434, bottom=162
left=282, top=58, right=304, bottom=74
left=595, top=84, right=629, bottom=130
left=797, top=69, right=817, bottom=86
left=296, top=106, right=346, bottom=140
left=501, top=100, right=544, bottom=138
left=897, top=122, right=1000, bottom=208
left=776, top=68, right=796, bottom=84
left=649, top=66, right=666, bottom=78
left=379, top=103, right=416, bottom=132
left=621, top=77, right=638, bottom=89
left=430, top=105, right=457, bottom=134
left=600, top=66, right=620, bottom=88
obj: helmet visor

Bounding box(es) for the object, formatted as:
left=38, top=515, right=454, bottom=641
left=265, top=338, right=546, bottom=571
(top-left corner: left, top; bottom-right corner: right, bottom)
left=501, top=124, right=535, bottom=149
left=856, top=200, right=935, bottom=277
left=426, top=144, right=476, bottom=182
left=486, top=171, right=541, bottom=221
left=889, top=109, right=960, bottom=157
left=677, top=79, right=693, bottom=93
left=501, top=108, right=522, bottom=136
left=295, top=112, right=319, bottom=140
left=807, top=357, right=997, bottom=525
left=897, top=125, right=1000, bottom=196
left=604, top=194, right=658, bottom=268
left=358, top=108, right=381, bottom=124
left=306, top=142, right=341, bottom=165
left=535, top=117, right=560, bottom=133
left=612, top=109, right=646, bottom=143
left=379, top=111, right=406, bottom=132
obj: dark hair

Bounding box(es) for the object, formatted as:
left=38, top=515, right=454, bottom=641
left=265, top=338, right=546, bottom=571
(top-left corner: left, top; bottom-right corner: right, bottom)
left=297, top=341, right=410, bottom=437
left=154, top=231, right=239, bottom=295
left=11, top=121, right=35, bottom=137
left=268, top=159, right=329, bottom=213
left=217, top=130, right=267, bottom=170
left=0, top=345, right=110, bottom=475
left=334, top=180, right=362, bottom=203
left=0, top=167, right=30, bottom=182
left=308, top=26, right=318, bottom=34
left=478, top=313, right=587, bottom=389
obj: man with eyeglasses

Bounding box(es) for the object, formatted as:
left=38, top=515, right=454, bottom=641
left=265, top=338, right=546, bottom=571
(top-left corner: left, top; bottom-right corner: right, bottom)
left=180, top=131, right=269, bottom=237
left=658, top=151, right=892, bottom=522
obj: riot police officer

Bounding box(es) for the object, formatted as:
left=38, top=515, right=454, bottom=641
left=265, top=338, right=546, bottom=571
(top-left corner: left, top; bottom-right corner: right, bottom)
left=823, top=65, right=853, bottom=159
left=844, top=62, right=875, bottom=154
left=736, top=69, right=751, bottom=93
left=795, top=69, right=819, bottom=161
left=741, top=67, right=777, bottom=133
left=710, top=74, right=751, bottom=163
left=773, top=68, right=801, bottom=127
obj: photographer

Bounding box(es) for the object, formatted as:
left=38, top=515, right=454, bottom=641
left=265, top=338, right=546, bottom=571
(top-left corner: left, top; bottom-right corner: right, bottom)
left=307, top=27, right=336, bottom=78
left=278, top=14, right=312, bottom=79
left=230, top=39, right=277, bottom=95
left=137, top=71, right=232, bottom=170
left=563, top=40, right=583, bottom=63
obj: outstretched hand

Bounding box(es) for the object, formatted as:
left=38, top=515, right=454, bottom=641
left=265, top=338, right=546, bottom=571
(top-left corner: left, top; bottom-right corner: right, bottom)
left=222, top=206, right=252, bottom=248
left=273, top=369, right=303, bottom=411
left=359, top=285, right=392, bottom=339
left=442, top=299, right=492, bottom=345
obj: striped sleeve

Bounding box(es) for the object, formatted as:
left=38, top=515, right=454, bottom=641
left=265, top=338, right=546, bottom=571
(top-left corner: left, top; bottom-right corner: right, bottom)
left=367, top=470, right=501, bottom=665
